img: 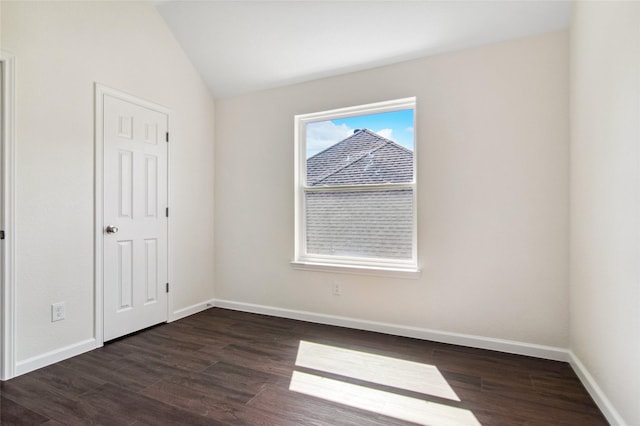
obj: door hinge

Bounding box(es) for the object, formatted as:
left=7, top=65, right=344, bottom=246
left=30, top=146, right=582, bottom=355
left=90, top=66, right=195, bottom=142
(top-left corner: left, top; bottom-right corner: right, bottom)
left=0, top=230, right=4, bottom=240
left=165, top=207, right=169, bottom=217
left=166, top=132, right=169, bottom=143
left=166, top=283, right=169, bottom=293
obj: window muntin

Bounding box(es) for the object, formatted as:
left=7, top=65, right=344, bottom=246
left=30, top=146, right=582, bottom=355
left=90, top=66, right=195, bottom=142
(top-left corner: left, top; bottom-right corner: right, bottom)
left=294, top=98, right=417, bottom=271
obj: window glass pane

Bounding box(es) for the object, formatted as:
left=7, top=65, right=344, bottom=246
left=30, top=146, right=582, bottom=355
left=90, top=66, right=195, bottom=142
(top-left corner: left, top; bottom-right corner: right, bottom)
left=306, top=110, right=414, bottom=186
left=305, top=189, right=413, bottom=260
left=296, top=98, right=417, bottom=269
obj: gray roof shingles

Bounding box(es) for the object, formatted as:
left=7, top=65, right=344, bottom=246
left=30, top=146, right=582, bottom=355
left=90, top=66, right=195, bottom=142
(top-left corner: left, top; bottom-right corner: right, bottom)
left=304, top=129, right=414, bottom=260
left=307, top=129, right=413, bottom=186
left=306, top=189, right=414, bottom=259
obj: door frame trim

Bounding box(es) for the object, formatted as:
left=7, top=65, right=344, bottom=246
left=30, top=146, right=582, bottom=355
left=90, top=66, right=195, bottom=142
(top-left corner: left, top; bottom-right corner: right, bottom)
left=94, top=83, right=171, bottom=345
left=1, top=52, right=16, bottom=380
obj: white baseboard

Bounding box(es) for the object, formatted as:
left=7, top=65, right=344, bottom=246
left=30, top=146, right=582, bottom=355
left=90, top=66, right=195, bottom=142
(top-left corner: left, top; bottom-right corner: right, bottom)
left=7, top=299, right=216, bottom=379
left=170, top=298, right=216, bottom=322
left=7, top=300, right=622, bottom=424
left=213, top=299, right=568, bottom=361
left=568, top=351, right=626, bottom=426
left=14, top=338, right=99, bottom=378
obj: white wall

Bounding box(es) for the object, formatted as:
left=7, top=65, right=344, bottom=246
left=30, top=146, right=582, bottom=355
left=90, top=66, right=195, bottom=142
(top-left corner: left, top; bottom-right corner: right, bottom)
left=215, top=31, right=569, bottom=349
left=0, top=1, right=215, bottom=365
left=570, top=2, right=640, bottom=425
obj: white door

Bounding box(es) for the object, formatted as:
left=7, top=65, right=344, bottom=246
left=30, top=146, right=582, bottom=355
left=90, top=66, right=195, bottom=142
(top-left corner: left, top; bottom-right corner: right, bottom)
left=102, top=92, right=168, bottom=341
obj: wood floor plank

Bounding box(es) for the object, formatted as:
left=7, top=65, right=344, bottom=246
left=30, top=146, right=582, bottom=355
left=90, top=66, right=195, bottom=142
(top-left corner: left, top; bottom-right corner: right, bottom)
left=248, top=383, right=411, bottom=426
left=199, top=361, right=287, bottom=393
left=1, top=376, right=133, bottom=425
left=11, top=363, right=105, bottom=400
left=140, top=376, right=265, bottom=424
left=0, top=396, right=50, bottom=426
left=79, top=383, right=216, bottom=425
left=2, top=307, right=607, bottom=425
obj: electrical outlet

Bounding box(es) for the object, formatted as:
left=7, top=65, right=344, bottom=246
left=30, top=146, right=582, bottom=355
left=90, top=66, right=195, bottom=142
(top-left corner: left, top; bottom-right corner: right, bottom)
left=51, top=302, right=65, bottom=322
left=332, top=282, right=342, bottom=296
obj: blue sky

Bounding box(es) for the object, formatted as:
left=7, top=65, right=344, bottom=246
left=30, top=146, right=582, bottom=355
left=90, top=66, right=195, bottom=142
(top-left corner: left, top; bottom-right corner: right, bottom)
left=306, top=109, right=414, bottom=158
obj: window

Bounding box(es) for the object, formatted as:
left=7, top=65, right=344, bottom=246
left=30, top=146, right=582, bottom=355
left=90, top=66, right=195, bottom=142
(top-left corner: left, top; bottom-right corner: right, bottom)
left=294, top=98, right=417, bottom=273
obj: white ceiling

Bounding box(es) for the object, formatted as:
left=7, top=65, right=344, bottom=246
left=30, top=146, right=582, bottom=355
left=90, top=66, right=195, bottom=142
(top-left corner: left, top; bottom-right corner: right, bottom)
left=153, top=1, right=570, bottom=99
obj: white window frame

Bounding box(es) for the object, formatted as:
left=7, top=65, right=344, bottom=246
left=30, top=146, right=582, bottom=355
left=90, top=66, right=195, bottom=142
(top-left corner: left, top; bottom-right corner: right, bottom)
left=293, top=97, right=418, bottom=275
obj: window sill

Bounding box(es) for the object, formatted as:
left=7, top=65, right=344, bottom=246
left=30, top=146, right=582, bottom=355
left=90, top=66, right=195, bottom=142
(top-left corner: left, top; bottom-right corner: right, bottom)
left=290, top=261, right=421, bottom=279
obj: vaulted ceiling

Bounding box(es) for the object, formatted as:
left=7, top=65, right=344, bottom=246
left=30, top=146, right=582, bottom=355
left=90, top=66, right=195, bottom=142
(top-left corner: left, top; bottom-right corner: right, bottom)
left=153, top=1, right=570, bottom=99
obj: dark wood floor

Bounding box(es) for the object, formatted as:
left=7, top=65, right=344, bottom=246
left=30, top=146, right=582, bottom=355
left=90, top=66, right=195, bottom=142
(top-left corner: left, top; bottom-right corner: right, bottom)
left=1, top=308, right=607, bottom=425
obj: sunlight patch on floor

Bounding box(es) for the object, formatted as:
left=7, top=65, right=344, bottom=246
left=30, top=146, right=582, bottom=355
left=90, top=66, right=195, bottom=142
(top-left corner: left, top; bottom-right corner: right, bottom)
left=295, top=340, right=460, bottom=401
left=289, top=370, right=481, bottom=426
left=290, top=341, right=481, bottom=425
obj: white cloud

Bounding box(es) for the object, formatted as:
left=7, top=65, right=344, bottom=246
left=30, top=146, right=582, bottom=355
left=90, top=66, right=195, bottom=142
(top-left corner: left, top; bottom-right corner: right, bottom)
left=375, top=128, right=393, bottom=140
left=306, top=121, right=353, bottom=156
left=406, top=126, right=414, bottom=133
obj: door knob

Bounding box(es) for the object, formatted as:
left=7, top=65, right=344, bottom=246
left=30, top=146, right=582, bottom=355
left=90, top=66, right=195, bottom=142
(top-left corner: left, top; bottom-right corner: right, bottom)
left=105, top=225, right=119, bottom=234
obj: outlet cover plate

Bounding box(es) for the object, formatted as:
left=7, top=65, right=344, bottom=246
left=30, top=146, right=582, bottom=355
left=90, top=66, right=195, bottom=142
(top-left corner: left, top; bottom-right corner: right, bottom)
left=51, top=302, right=65, bottom=322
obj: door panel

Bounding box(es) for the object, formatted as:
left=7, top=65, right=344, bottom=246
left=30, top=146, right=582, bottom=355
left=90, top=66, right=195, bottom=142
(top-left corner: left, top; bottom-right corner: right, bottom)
left=103, top=94, right=168, bottom=341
